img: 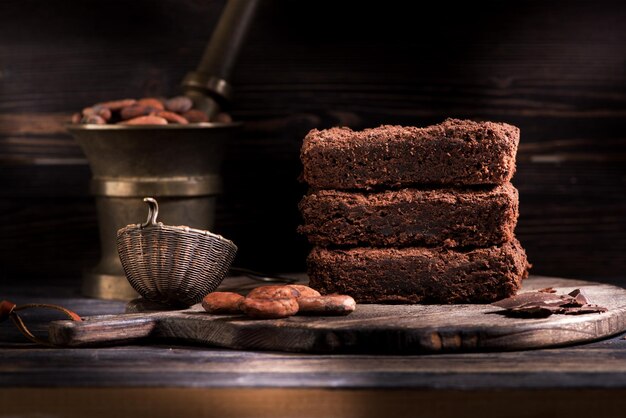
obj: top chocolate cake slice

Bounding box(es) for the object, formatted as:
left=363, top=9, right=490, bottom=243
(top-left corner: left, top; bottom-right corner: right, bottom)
left=301, top=119, right=519, bottom=189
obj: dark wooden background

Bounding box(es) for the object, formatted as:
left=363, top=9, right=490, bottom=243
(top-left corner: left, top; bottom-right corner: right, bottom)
left=1, top=0, right=625, bottom=286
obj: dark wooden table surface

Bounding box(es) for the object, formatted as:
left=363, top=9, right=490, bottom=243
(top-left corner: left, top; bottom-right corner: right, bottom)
left=2, top=276, right=626, bottom=418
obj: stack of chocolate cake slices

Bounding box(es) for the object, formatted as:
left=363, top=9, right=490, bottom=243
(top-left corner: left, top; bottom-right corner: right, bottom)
left=299, top=118, right=530, bottom=304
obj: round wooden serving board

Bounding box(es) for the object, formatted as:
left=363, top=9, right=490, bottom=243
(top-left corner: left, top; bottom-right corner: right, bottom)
left=49, top=276, right=626, bottom=354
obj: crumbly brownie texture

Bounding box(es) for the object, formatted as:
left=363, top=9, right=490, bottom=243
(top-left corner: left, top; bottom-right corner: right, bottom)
left=301, top=119, right=520, bottom=189
left=299, top=183, right=518, bottom=248
left=307, top=240, right=529, bottom=304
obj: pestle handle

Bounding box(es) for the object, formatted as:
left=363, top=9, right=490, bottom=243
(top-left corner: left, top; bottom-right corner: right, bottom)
left=183, top=0, right=260, bottom=117
left=196, top=0, right=259, bottom=82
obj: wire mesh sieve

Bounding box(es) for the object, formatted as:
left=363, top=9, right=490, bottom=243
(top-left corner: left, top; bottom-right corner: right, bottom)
left=117, top=197, right=237, bottom=307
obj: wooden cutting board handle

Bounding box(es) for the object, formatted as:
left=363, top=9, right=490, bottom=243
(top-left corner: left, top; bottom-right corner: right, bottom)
left=48, top=313, right=161, bottom=347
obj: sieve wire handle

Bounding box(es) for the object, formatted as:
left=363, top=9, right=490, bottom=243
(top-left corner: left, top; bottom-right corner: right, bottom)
left=142, top=197, right=159, bottom=228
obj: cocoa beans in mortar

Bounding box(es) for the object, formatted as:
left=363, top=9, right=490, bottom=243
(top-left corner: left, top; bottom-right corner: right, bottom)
left=72, top=96, right=229, bottom=125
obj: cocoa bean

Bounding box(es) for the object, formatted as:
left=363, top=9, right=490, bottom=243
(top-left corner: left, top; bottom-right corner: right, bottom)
left=137, top=98, right=165, bottom=110
left=202, top=292, right=244, bottom=314
left=83, top=115, right=106, bottom=125
left=98, top=107, right=112, bottom=121
left=297, top=295, right=356, bottom=316
left=156, top=110, right=189, bottom=124
left=120, top=115, right=168, bottom=125
left=165, top=96, right=193, bottom=113
left=214, top=112, right=232, bottom=123
left=82, top=106, right=112, bottom=121
left=287, top=285, right=321, bottom=298
left=120, top=105, right=156, bottom=120
left=247, top=286, right=300, bottom=299
left=241, top=297, right=299, bottom=319
left=94, top=99, right=137, bottom=110
left=182, top=109, right=209, bottom=123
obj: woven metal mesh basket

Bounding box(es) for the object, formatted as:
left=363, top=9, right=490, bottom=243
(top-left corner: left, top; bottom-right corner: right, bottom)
left=117, top=198, right=237, bottom=307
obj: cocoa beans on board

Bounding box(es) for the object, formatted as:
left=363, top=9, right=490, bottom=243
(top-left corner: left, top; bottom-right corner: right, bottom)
left=202, top=284, right=356, bottom=319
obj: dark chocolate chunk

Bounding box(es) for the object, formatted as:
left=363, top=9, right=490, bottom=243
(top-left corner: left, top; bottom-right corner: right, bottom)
left=507, top=305, right=559, bottom=318
left=492, top=292, right=563, bottom=309
left=567, top=289, right=589, bottom=306
left=494, top=288, right=607, bottom=318
left=563, top=304, right=608, bottom=315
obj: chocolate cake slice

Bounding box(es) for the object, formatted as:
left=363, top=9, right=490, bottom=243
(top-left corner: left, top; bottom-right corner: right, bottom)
left=299, top=183, right=518, bottom=248
left=301, top=119, right=519, bottom=189
left=307, top=239, right=529, bottom=304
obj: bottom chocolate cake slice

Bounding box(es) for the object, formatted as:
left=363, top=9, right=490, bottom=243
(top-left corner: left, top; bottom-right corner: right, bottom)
left=307, top=239, right=529, bottom=304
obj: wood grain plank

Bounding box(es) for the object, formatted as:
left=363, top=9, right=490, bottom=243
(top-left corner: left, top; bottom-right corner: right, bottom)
left=4, top=345, right=626, bottom=389
left=2, top=388, right=626, bottom=418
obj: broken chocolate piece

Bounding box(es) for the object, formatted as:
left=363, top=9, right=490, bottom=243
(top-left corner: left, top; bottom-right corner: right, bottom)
left=507, top=305, right=560, bottom=318
left=566, top=289, right=589, bottom=306
left=492, top=292, right=563, bottom=309
left=493, top=288, right=608, bottom=318
left=563, top=304, right=608, bottom=315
